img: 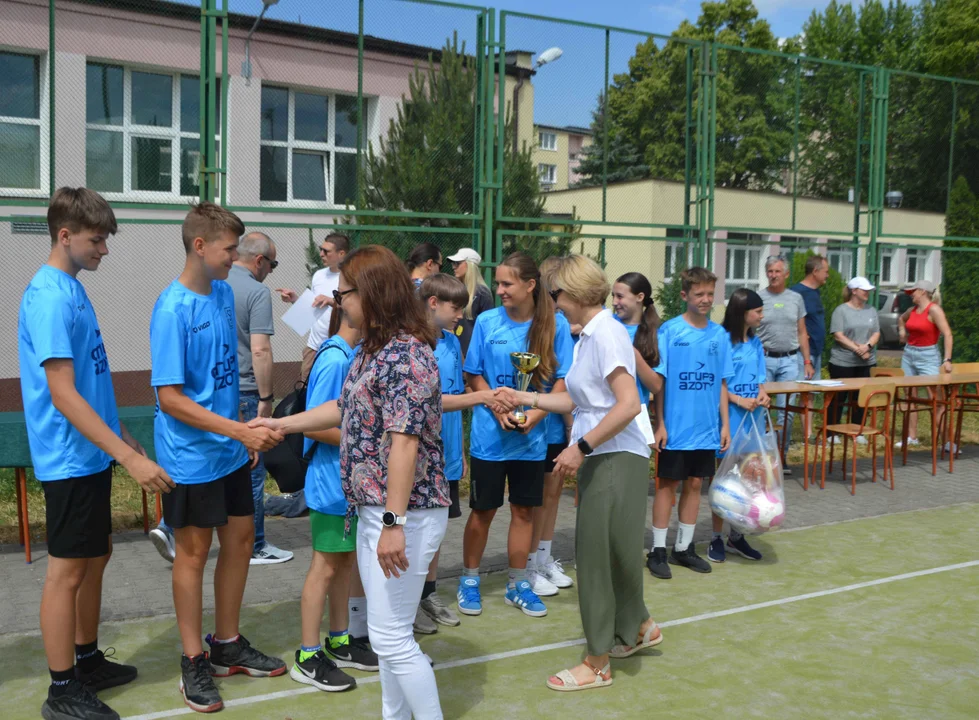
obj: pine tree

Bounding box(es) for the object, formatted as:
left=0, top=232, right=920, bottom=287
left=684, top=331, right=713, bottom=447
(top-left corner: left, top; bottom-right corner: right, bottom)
left=942, top=177, right=979, bottom=361
left=572, top=93, right=650, bottom=187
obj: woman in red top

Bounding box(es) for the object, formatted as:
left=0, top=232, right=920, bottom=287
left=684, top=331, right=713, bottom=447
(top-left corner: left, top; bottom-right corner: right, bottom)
left=898, top=279, right=953, bottom=446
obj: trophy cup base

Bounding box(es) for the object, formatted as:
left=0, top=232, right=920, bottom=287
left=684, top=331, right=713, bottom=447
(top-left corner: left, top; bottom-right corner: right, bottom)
left=512, top=410, right=528, bottom=425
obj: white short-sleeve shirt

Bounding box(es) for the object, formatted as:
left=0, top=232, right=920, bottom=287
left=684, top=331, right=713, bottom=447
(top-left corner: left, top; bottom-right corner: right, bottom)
left=566, top=309, right=651, bottom=459
left=307, top=267, right=340, bottom=351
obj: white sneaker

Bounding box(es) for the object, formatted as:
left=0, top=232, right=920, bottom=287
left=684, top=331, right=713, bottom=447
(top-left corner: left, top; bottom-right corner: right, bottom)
left=855, top=436, right=868, bottom=446
left=149, top=527, right=175, bottom=563
left=250, top=542, right=294, bottom=565
left=945, top=441, right=959, bottom=454
left=538, top=556, right=573, bottom=588
left=896, top=438, right=921, bottom=449
left=527, top=563, right=559, bottom=597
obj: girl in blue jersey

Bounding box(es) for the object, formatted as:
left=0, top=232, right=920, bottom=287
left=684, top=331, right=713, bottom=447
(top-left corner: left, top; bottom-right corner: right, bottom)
left=707, top=288, right=770, bottom=564
left=459, top=252, right=574, bottom=619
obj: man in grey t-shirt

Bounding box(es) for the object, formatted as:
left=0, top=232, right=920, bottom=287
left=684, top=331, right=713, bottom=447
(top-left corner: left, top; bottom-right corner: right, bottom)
left=757, top=255, right=813, bottom=454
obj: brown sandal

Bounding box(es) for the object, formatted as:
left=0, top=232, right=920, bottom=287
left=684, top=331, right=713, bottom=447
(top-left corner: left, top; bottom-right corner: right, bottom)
left=546, top=658, right=613, bottom=692
left=609, top=621, right=663, bottom=659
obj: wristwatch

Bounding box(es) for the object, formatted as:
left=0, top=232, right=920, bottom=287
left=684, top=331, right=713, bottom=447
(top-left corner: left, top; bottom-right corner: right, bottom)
left=382, top=511, right=407, bottom=528
left=259, top=393, right=275, bottom=402
left=577, top=438, right=594, bottom=456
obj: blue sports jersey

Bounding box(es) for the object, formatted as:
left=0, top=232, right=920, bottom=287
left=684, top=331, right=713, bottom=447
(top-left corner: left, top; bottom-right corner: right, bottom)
left=304, top=335, right=356, bottom=515
left=727, top=334, right=767, bottom=436
left=654, top=315, right=734, bottom=451
left=435, top=329, right=465, bottom=481
left=616, top=318, right=651, bottom=406
left=544, top=313, right=573, bottom=446
left=150, top=279, right=248, bottom=484
left=464, top=307, right=573, bottom=461
left=17, top=265, right=120, bottom=481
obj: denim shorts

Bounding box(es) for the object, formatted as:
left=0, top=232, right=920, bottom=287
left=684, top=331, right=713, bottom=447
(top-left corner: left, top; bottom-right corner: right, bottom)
left=901, top=344, right=941, bottom=377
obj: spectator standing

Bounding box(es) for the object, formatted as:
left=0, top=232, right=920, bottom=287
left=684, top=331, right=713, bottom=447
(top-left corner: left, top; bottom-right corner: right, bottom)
left=827, top=277, right=881, bottom=430
left=790, top=254, right=828, bottom=438
left=449, top=247, right=494, bottom=355
left=407, top=242, right=443, bottom=287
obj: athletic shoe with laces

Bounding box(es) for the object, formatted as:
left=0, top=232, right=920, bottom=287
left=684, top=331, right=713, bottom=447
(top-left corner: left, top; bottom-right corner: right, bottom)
left=457, top=576, right=482, bottom=616
left=527, top=562, right=559, bottom=597
left=727, top=534, right=763, bottom=561
left=41, top=679, right=120, bottom=720
left=249, top=542, right=294, bottom=565
left=669, top=544, right=712, bottom=573
left=645, top=547, right=672, bottom=579
left=75, top=648, right=138, bottom=691
left=538, top=556, right=573, bottom=588
left=707, top=537, right=726, bottom=563
left=420, top=591, right=461, bottom=627
left=504, top=580, right=548, bottom=617
left=149, top=527, right=175, bottom=563
left=179, top=653, right=223, bottom=714
left=205, top=634, right=287, bottom=678
left=290, top=650, right=356, bottom=692
left=412, top=605, right=438, bottom=634
left=326, top=636, right=379, bottom=672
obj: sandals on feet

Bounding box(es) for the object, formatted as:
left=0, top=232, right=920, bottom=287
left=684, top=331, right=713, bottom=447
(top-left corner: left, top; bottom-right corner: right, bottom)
left=545, top=658, right=613, bottom=692
left=609, top=621, right=663, bottom=659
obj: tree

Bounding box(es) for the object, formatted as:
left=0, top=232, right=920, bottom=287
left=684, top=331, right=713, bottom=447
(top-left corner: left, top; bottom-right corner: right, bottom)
left=942, top=177, right=979, bottom=361
left=571, top=93, right=650, bottom=188
left=304, top=227, right=323, bottom=281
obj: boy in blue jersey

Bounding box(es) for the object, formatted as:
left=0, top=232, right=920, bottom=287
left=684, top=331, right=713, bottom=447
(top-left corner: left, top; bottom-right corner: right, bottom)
left=648, top=267, right=733, bottom=579
left=417, top=275, right=497, bottom=630
left=150, top=203, right=286, bottom=713
left=20, top=188, right=175, bottom=720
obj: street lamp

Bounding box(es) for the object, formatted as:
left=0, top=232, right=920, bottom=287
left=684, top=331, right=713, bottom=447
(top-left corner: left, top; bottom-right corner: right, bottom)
left=536, top=47, right=563, bottom=69
left=242, top=0, right=280, bottom=86
left=512, top=47, right=564, bottom=155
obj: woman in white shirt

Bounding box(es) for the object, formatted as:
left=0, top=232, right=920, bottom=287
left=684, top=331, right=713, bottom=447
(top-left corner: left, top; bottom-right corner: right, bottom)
left=496, top=254, right=660, bottom=692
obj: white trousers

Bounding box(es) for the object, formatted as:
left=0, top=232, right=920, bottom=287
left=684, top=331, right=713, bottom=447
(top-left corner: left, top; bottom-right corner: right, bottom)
left=357, top=505, right=448, bottom=720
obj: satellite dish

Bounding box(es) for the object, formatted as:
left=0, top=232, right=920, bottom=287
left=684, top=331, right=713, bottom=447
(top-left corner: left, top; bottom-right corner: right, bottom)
left=536, top=47, right=563, bottom=68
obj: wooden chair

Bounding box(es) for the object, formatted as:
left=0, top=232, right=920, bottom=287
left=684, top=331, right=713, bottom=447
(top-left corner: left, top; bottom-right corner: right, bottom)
left=816, top=383, right=895, bottom=495
left=943, top=362, right=979, bottom=460
left=871, top=367, right=905, bottom=450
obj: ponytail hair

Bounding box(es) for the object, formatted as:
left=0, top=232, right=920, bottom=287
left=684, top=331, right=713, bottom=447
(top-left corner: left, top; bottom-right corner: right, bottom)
left=616, top=272, right=660, bottom=367
left=500, top=252, right=556, bottom=390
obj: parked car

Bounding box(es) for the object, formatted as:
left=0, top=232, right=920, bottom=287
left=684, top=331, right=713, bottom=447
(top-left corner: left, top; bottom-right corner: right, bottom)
left=877, top=289, right=914, bottom=347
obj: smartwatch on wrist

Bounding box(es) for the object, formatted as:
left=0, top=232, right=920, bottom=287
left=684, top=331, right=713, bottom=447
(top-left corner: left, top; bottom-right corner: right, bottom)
left=382, top=511, right=407, bottom=528
left=577, top=438, right=594, bottom=456
left=259, top=393, right=274, bottom=402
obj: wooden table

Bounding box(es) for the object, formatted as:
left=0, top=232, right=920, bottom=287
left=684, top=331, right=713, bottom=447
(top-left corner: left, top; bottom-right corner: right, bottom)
left=764, top=372, right=979, bottom=490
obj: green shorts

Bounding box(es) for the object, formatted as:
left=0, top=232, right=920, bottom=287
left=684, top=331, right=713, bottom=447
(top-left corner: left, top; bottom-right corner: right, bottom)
left=309, top=510, right=357, bottom=553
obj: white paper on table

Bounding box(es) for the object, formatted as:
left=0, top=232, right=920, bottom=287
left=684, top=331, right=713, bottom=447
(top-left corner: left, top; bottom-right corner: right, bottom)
left=798, top=379, right=846, bottom=387
left=280, top=289, right=326, bottom=336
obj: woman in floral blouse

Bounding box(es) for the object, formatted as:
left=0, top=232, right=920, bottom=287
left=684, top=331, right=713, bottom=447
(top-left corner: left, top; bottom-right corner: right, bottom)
left=252, top=245, right=448, bottom=719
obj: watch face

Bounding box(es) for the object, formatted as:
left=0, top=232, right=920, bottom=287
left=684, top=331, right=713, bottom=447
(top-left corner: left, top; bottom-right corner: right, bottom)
left=382, top=511, right=395, bottom=527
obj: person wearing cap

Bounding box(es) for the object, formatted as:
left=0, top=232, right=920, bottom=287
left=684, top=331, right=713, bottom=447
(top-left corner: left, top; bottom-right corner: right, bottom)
left=827, top=277, right=881, bottom=430
left=898, top=279, right=953, bottom=446
left=449, top=247, right=494, bottom=355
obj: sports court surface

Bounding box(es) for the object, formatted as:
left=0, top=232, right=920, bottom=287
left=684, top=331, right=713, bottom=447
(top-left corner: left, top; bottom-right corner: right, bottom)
left=3, top=501, right=976, bottom=719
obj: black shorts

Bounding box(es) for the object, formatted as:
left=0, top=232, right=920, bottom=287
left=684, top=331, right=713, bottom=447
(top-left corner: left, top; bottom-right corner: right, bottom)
left=162, top=463, right=254, bottom=529
left=468, top=458, right=545, bottom=510
left=657, top=449, right=716, bottom=482
left=448, top=482, right=461, bottom=520
left=42, top=467, right=113, bottom=559
left=544, top=443, right=567, bottom=475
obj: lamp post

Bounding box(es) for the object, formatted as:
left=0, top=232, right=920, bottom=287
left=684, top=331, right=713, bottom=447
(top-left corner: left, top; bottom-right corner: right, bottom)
left=242, top=0, right=280, bottom=86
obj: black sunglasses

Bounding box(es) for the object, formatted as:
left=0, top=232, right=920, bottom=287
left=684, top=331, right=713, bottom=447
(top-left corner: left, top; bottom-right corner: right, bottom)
left=549, top=288, right=562, bottom=302
left=333, top=288, right=357, bottom=306
left=259, top=255, right=278, bottom=270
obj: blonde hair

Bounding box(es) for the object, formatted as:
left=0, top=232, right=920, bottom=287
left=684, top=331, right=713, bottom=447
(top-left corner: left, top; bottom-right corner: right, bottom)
left=549, top=254, right=610, bottom=307
left=461, top=259, right=490, bottom=320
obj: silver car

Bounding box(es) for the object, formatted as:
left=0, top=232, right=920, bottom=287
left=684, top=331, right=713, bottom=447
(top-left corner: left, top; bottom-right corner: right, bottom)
left=877, top=289, right=914, bottom=347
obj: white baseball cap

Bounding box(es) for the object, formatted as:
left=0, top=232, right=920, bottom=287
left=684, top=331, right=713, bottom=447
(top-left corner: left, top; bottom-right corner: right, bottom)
left=447, top=247, right=481, bottom=264
left=847, top=276, right=875, bottom=291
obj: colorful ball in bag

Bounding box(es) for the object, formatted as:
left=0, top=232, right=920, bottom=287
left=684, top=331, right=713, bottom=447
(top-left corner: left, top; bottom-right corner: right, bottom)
left=710, top=474, right=753, bottom=517
left=749, top=492, right=785, bottom=530
left=741, top=453, right=768, bottom=490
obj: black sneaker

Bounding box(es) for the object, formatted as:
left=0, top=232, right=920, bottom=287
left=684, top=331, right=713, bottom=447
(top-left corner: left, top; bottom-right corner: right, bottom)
left=289, top=650, right=356, bottom=692
left=179, top=653, right=223, bottom=714
left=41, top=680, right=120, bottom=720
left=206, top=634, right=287, bottom=678
left=76, top=648, right=138, bottom=691
left=645, top=547, right=672, bottom=579
left=325, top=636, right=379, bottom=672
left=670, top=544, right=712, bottom=573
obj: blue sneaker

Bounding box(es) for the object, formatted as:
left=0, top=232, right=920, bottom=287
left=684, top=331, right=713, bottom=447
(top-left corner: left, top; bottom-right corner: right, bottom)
left=457, top=576, right=482, bottom=616
left=707, top=536, right=726, bottom=563
left=504, top=580, right=548, bottom=617
left=727, top=534, right=763, bottom=561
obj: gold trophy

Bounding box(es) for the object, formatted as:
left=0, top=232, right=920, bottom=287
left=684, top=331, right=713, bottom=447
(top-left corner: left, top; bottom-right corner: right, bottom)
left=509, top=352, right=541, bottom=425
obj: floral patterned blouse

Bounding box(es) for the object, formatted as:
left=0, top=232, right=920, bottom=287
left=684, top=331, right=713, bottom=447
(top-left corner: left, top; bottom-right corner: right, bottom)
left=339, top=333, right=448, bottom=516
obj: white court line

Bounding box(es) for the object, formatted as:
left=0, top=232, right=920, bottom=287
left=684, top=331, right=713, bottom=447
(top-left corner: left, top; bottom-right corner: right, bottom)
left=122, top=558, right=979, bottom=720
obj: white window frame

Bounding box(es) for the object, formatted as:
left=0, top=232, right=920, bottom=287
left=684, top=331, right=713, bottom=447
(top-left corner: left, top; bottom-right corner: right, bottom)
left=664, top=241, right=694, bottom=280
left=259, top=86, right=367, bottom=207
left=878, top=246, right=895, bottom=285
left=85, top=63, right=220, bottom=202
left=538, top=131, right=557, bottom=151
left=1, top=49, right=50, bottom=198
left=827, top=241, right=853, bottom=281
left=905, top=248, right=929, bottom=284
left=538, top=163, right=557, bottom=188
left=725, top=246, right=763, bottom=299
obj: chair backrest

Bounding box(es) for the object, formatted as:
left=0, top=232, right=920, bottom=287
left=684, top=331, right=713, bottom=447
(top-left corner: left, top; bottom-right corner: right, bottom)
left=871, top=367, right=905, bottom=378
left=858, top=383, right=894, bottom=409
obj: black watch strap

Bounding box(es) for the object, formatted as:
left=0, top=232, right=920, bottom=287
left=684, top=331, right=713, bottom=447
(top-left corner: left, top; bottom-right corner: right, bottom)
left=259, top=393, right=275, bottom=402
left=577, top=438, right=594, bottom=456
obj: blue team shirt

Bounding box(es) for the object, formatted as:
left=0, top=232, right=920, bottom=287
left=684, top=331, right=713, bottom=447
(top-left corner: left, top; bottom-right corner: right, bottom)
left=435, top=329, right=465, bottom=480
left=727, top=334, right=767, bottom=437
left=17, top=265, right=120, bottom=480
left=304, top=335, right=356, bottom=515
left=544, top=313, right=573, bottom=446
left=617, top=319, right=651, bottom=406
left=654, top=316, right=734, bottom=451
left=464, top=307, right=574, bottom=461
left=150, top=279, right=248, bottom=484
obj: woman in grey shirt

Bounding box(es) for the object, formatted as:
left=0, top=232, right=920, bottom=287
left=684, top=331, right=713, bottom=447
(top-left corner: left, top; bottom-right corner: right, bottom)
left=827, top=276, right=881, bottom=428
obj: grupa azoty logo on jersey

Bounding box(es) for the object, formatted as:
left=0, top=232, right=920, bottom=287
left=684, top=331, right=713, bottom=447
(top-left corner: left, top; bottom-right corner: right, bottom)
left=678, top=361, right=715, bottom=391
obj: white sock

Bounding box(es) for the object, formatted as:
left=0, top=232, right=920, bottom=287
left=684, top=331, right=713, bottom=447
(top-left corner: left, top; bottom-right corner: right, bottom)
left=675, top=522, right=696, bottom=552
left=537, top=540, right=552, bottom=565
left=652, top=526, right=668, bottom=549
left=348, top=596, right=368, bottom=639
